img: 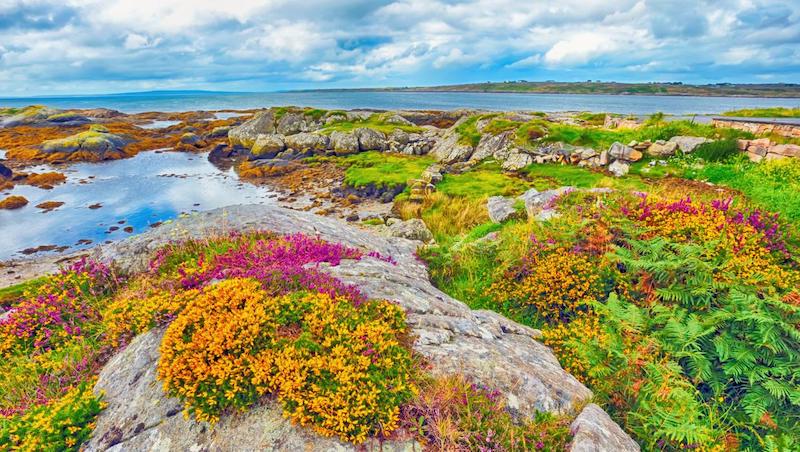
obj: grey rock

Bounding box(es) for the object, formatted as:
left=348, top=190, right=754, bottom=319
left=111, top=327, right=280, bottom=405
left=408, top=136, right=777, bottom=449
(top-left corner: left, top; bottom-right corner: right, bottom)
left=250, top=133, right=286, bottom=159
left=668, top=136, right=712, bottom=153
left=608, top=160, right=630, bottom=177
left=179, top=133, right=201, bottom=145
left=330, top=131, right=360, bottom=155
left=534, top=209, right=560, bottom=221
left=208, top=125, right=231, bottom=138
left=388, top=129, right=410, bottom=146
left=46, top=112, right=90, bottom=124
left=40, top=126, right=130, bottom=158
left=228, top=110, right=276, bottom=148
left=501, top=151, right=533, bottom=170
left=355, top=128, right=387, bottom=151
left=388, top=218, right=434, bottom=242
left=516, top=188, right=540, bottom=205
left=429, top=119, right=475, bottom=163
left=284, top=132, right=329, bottom=152
left=421, top=164, right=444, bottom=184
left=0, top=106, right=59, bottom=128
left=487, top=196, right=518, bottom=223
left=383, top=114, right=414, bottom=126
left=646, top=140, right=678, bottom=157
left=569, top=404, right=640, bottom=452
left=577, top=148, right=598, bottom=160
left=607, top=142, right=642, bottom=162
left=518, top=187, right=574, bottom=218
left=471, top=131, right=513, bottom=162
left=276, top=112, right=318, bottom=135
left=345, top=111, right=372, bottom=122
left=598, top=151, right=609, bottom=166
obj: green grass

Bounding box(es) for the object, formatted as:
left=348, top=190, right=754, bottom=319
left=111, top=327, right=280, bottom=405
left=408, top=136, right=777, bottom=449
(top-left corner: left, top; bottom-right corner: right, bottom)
left=339, top=152, right=434, bottom=188
left=0, top=278, right=45, bottom=307
left=542, top=119, right=751, bottom=151
left=454, top=115, right=483, bottom=147
left=722, top=107, right=800, bottom=118
left=482, top=118, right=522, bottom=135
left=320, top=113, right=423, bottom=135
left=575, top=112, right=611, bottom=125
left=0, top=107, right=23, bottom=116
left=691, top=157, right=800, bottom=222
left=521, top=163, right=648, bottom=191
left=692, top=139, right=739, bottom=162
left=436, top=161, right=532, bottom=198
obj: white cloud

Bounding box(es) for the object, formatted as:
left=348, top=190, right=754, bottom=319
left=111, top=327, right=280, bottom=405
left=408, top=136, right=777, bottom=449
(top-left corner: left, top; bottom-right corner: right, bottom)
left=0, top=0, right=797, bottom=95
left=123, top=33, right=161, bottom=50
left=507, top=54, right=542, bottom=69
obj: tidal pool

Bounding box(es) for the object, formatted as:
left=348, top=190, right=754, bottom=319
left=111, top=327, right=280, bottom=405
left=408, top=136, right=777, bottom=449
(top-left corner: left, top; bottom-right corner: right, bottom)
left=0, top=151, right=276, bottom=260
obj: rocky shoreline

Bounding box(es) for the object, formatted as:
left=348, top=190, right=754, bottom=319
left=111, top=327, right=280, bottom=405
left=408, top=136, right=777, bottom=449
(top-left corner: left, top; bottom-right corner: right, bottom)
left=3, top=104, right=799, bottom=273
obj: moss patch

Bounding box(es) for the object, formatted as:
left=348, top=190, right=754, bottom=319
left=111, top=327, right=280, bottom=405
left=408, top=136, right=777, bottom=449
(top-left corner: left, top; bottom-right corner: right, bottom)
left=436, top=161, right=531, bottom=199
left=339, top=152, right=434, bottom=188
left=722, top=107, right=800, bottom=118
left=320, top=113, right=423, bottom=135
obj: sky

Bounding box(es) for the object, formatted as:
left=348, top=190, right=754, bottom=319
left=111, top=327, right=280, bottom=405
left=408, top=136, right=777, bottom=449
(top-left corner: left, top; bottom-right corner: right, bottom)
left=0, top=0, right=798, bottom=96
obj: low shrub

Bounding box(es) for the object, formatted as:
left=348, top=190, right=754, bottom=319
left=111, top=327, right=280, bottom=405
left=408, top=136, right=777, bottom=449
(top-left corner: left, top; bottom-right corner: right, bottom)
left=157, top=278, right=416, bottom=443
left=402, top=374, right=571, bottom=451
left=692, top=139, right=739, bottom=162
left=0, top=258, right=120, bottom=356
left=0, top=380, right=105, bottom=452
left=422, top=190, right=800, bottom=449
left=487, top=241, right=605, bottom=324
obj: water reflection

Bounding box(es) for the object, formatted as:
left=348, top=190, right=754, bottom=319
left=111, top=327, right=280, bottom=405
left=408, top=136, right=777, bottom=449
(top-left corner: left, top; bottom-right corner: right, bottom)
left=0, top=151, right=275, bottom=259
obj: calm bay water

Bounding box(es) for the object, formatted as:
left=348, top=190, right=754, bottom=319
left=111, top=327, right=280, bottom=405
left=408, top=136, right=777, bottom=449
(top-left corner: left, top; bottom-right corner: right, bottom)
left=0, top=151, right=276, bottom=260
left=1, top=91, right=798, bottom=115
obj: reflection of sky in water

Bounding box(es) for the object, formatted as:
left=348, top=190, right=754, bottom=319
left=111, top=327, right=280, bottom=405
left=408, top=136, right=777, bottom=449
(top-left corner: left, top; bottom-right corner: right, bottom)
left=214, top=112, right=248, bottom=120
left=0, top=151, right=275, bottom=259
left=138, top=120, right=182, bottom=129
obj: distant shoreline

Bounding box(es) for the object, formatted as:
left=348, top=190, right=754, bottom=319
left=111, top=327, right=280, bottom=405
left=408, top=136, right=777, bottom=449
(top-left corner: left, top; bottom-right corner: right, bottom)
left=2, top=82, right=800, bottom=101
left=288, top=86, right=800, bottom=99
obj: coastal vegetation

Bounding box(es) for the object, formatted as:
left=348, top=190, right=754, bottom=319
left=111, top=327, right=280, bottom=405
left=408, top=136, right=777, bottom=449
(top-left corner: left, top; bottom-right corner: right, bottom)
left=4, top=103, right=800, bottom=450
left=420, top=187, right=800, bottom=450
left=722, top=107, right=800, bottom=118
left=0, top=231, right=577, bottom=450
left=310, top=151, right=434, bottom=189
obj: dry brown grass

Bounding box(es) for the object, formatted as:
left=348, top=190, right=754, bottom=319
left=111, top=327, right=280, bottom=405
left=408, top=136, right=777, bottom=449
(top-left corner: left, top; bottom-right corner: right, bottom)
left=395, top=192, right=489, bottom=241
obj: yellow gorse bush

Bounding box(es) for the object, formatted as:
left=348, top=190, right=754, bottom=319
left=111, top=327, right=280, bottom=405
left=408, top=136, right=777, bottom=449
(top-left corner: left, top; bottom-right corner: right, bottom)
left=102, top=278, right=198, bottom=347
left=541, top=314, right=605, bottom=387
left=487, top=246, right=603, bottom=324
left=157, top=278, right=416, bottom=443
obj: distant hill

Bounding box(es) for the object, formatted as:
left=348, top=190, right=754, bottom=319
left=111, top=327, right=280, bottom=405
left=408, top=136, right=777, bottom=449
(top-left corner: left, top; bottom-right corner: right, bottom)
left=305, top=81, right=800, bottom=98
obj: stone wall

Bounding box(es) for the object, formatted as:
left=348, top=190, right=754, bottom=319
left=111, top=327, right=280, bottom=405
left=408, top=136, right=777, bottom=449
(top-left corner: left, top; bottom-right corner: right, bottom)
left=737, top=138, right=800, bottom=162
left=713, top=117, right=800, bottom=139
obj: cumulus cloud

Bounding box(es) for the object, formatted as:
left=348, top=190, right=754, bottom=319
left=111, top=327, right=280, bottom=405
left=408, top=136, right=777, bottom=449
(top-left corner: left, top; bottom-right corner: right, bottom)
left=0, top=0, right=797, bottom=95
